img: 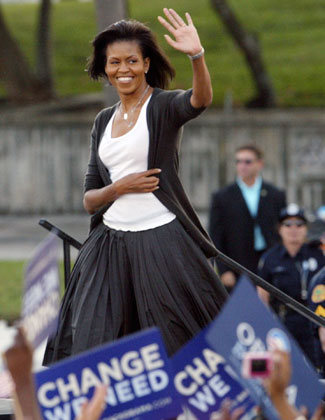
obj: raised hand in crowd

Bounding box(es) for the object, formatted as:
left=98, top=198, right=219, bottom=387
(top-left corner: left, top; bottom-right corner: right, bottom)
left=76, top=384, right=107, bottom=420
left=4, top=326, right=42, bottom=420
left=4, top=326, right=107, bottom=420
left=309, top=403, right=325, bottom=420
left=263, top=350, right=300, bottom=420
left=265, top=350, right=325, bottom=420
left=209, top=399, right=245, bottom=420
left=298, top=402, right=325, bottom=420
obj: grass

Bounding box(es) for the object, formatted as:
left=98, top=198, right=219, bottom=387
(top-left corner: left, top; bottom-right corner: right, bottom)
left=1, top=0, right=325, bottom=106
left=0, top=0, right=98, bottom=97
left=0, top=261, right=66, bottom=322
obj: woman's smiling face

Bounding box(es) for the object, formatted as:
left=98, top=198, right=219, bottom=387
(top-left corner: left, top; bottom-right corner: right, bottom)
left=105, top=40, right=150, bottom=96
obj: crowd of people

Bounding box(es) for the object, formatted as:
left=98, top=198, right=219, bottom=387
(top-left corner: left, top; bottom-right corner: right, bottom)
left=1, top=5, right=325, bottom=420
left=3, top=327, right=325, bottom=420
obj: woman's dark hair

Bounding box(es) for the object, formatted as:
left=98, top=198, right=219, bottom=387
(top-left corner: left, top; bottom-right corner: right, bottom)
left=87, top=20, right=175, bottom=89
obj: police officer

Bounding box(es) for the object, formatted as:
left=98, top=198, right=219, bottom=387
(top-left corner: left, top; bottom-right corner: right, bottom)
left=257, top=203, right=325, bottom=368
left=308, top=266, right=325, bottom=376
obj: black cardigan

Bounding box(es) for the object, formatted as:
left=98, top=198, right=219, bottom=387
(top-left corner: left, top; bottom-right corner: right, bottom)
left=84, top=87, right=218, bottom=258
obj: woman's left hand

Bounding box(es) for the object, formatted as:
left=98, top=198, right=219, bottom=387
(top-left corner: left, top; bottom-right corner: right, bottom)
left=158, top=8, right=203, bottom=56
left=158, top=7, right=213, bottom=109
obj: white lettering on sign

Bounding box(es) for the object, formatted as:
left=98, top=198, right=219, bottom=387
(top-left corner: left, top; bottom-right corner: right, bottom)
left=37, top=343, right=167, bottom=410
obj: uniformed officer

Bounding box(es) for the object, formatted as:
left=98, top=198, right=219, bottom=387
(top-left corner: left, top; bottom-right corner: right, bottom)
left=308, top=266, right=325, bottom=376
left=257, top=203, right=325, bottom=368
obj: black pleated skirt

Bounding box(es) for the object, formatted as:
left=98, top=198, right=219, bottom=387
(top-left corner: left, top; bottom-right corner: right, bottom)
left=43, top=219, right=227, bottom=365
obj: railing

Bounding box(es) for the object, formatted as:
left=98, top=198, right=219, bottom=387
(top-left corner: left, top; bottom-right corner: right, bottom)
left=214, top=251, right=325, bottom=328
left=39, top=219, right=82, bottom=288
left=39, top=219, right=325, bottom=329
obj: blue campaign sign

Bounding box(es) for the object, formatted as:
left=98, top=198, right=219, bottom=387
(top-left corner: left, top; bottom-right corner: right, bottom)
left=206, top=277, right=323, bottom=420
left=171, top=326, right=257, bottom=420
left=35, top=328, right=181, bottom=420
left=21, top=233, right=60, bottom=348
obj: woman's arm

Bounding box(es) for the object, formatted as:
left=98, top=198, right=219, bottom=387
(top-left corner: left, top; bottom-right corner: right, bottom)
left=84, top=168, right=161, bottom=214
left=158, top=8, right=213, bottom=108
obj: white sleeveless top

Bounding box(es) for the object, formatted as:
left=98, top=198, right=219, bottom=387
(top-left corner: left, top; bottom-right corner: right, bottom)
left=98, top=96, right=176, bottom=231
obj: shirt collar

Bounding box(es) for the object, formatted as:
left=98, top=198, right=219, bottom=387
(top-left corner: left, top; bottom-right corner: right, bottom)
left=280, top=243, right=307, bottom=258
left=236, top=175, right=262, bottom=192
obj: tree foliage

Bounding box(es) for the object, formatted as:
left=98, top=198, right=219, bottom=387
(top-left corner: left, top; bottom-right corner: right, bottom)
left=0, top=0, right=54, bottom=104
left=210, top=0, right=276, bottom=108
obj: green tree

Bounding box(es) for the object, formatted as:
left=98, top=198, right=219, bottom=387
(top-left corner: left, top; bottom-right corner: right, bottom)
left=0, top=0, right=54, bottom=104
left=94, top=0, right=128, bottom=106
left=210, top=0, right=276, bottom=108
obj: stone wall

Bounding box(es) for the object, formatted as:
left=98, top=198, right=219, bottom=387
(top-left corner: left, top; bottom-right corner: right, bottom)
left=1, top=109, right=324, bottom=221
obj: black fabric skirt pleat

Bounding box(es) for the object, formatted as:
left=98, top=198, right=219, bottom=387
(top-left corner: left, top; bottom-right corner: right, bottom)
left=43, top=219, right=227, bottom=365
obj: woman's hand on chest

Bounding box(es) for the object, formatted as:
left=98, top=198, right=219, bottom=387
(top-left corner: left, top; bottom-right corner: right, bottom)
left=113, top=168, right=161, bottom=196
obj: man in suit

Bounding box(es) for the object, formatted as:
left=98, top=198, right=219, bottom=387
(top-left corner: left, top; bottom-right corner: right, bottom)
left=209, top=144, right=286, bottom=291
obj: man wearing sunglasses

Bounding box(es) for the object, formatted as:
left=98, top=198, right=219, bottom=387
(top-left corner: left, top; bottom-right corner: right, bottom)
left=258, top=204, right=325, bottom=370
left=209, top=144, right=286, bottom=292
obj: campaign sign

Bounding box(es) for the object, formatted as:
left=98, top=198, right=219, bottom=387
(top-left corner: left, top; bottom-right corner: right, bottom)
left=21, top=233, right=60, bottom=348
left=171, top=326, right=256, bottom=420
left=206, top=277, right=323, bottom=420
left=35, top=328, right=181, bottom=420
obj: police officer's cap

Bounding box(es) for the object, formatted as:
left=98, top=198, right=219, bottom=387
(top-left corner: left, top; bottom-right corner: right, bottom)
left=279, top=203, right=307, bottom=223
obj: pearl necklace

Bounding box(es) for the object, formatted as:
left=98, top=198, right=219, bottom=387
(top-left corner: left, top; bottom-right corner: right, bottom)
left=119, top=85, right=150, bottom=128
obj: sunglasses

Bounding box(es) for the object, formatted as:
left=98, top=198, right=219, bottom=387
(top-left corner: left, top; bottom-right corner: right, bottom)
left=281, top=220, right=306, bottom=227
left=235, top=159, right=255, bottom=165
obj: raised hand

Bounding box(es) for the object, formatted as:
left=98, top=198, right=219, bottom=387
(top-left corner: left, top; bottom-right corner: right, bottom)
left=4, top=326, right=33, bottom=387
left=76, top=385, right=107, bottom=420
left=4, top=327, right=42, bottom=420
left=158, top=8, right=203, bottom=56
left=210, top=399, right=245, bottom=420
left=264, top=350, right=292, bottom=399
